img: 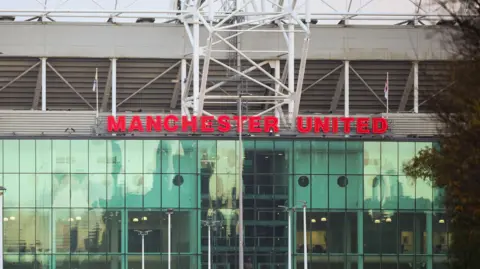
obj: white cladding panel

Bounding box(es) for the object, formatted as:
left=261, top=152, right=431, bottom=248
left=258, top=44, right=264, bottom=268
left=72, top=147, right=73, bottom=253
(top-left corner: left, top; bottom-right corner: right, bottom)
left=0, top=22, right=450, bottom=60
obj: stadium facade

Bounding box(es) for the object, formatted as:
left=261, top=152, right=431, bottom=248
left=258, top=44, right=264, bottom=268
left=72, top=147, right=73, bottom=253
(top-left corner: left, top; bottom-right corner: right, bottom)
left=0, top=3, right=453, bottom=269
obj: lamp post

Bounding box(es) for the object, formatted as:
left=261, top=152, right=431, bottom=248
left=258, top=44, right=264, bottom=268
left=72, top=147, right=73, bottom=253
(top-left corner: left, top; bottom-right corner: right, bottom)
left=202, top=218, right=220, bottom=269
left=135, top=230, right=152, bottom=269
left=166, top=208, right=174, bottom=269
left=0, top=186, right=5, bottom=269
left=279, top=205, right=294, bottom=269
left=299, top=201, right=308, bottom=269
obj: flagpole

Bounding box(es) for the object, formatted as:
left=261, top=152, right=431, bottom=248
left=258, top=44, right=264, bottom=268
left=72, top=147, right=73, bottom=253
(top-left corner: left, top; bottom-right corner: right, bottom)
left=95, top=68, right=99, bottom=123
left=386, top=72, right=389, bottom=118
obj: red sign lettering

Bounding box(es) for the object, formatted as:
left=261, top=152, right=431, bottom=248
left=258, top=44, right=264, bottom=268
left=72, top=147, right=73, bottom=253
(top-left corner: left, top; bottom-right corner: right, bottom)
left=106, top=115, right=388, bottom=134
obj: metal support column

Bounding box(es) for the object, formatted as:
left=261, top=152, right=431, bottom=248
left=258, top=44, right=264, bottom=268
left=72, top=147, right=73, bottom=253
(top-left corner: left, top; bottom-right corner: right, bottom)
left=112, top=58, right=117, bottom=116
left=344, top=60, right=350, bottom=117
left=287, top=22, right=295, bottom=125
left=181, top=59, right=187, bottom=116
left=41, top=58, right=47, bottom=111
left=193, top=11, right=200, bottom=116
left=413, top=61, right=419, bottom=113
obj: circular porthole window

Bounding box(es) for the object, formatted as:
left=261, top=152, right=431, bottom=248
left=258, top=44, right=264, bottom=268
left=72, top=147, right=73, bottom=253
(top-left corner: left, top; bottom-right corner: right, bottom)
left=298, top=176, right=310, bottom=187
left=337, top=176, right=348, bottom=187
left=173, top=175, right=184, bottom=186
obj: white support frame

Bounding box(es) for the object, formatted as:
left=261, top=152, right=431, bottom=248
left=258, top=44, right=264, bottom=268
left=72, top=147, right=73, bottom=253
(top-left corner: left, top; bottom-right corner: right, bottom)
left=179, top=0, right=311, bottom=127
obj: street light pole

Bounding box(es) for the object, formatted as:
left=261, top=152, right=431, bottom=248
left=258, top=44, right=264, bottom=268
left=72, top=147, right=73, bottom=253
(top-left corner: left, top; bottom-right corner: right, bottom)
left=135, top=230, right=152, bottom=269
left=0, top=186, right=6, bottom=269
left=238, top=94, right=244, bottom=269
left=166, top=209, right=174, bottom=269
left=301, top=201, right=308, bottom=269
left=202, top=219, right=220, bottom=269
left=279, top=205, right=293, bottom=269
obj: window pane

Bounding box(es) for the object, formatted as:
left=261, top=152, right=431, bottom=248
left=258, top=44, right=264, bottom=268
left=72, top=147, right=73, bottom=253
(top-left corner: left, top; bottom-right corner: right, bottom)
left=274, top=140, right=292, bottom=174
left=329, top=142, right=346, bottom=174
left=198, top=140, right=216, bottom=174
left=126, top=174, right=143, bottom=208
left=36, top=209, right=51, bottom=253
left=36, top=174, right=52, bottom=207
left=364, top=175, right=380, bottom=209
left=108, top=173, right=125, bottom=208
left=382, top=175, right=398, bottom=210
left=364, top=211, right=381, bottom=254
left=364, top=142, right=381, bottom=175
left=19, top=209, right=36, bottom=253
left=4, top=140, right=19, bottom=173
left=399, top=176, right=415, bottom=209
left=294, top=174, right=311, bottom=207
left=162, top=174, right=179, bottom=208
left=71, top=174, right=88, bottom=208
left=89, top=140, right=107, bottom=173
left=180, top=140, right=197, bottom=174
left=179, top=174, right=197, bottom=208
left=346, top=141, right=363, bottom=174
left=346, top=175, right=363, bottom=209
left=4, top=209, right=19, bottom=253
left=311, top=141, right=328, bottom=174
left=36, top=140, right=52, bottom=173
left=52, top=140, right=70, bottom=174
left=53, top=209, right=71, bottom=253
left=90, top=174, right=107, bottom=208
left=52, top=174, right=70, bottom=208
left=88, top=209, right=122, bottom=253
left=108, top=140, right=125, bottom=174
left=329, top=175, right=346, bottom=209
left=294, top=141, right=310, bottom=174
left=71, top=140, right=88, bottom=173
left=126, top=140, right=143, bottom=174
left=144, top=173, right=161, bottom=208
left=162, top=140, right=181, bottom=174
left=311, top=175, right=328, bottom=209
left=398, top=142, right=415, bottom=176
left=4, top=174, right=19, bottom=207
left=20, top=174, right=35, bottom=207
left=144, top=140, right=161, bottom=174
left=19, top=140, right=35, bottom=173
left=381, top=142, right=398, bottom=175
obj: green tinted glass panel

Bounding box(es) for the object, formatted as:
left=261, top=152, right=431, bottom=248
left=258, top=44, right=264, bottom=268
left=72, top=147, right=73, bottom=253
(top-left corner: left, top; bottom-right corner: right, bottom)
left=329, top=175, right=346, bottom=208
left=52, top=174, right=70, bottom=208
left=4, top=174, right=19, bottom=207
left=162, top=174, right=180, bottom=208
left=294, top=141, right=310, bottom=174
left=4, top=140, right=19, bottom=173
left=179, top=174, right=197, bottom=208
left=125, top=140, right=143, bottom=173
left=71, top=140, right=88, bottom=173
left=143, top=140, right=160, bottom=174
left=19, top=174, right=35, bottom=207
left=311, top=175, right=328, bottom=209
left=364, top=142, right=380, bottom=175
left=399, top=175, right=415, bottom=209
left=329, top=141, right=346, bottom=174
left=90, top=174, right=107, bottom=208
left=52, top=140, right=69, bottom=174
left=108, top=173, right=125, bottom=207
left=364, top=175, right=380, bottom=209
left=108, top=140, right=124, bottom=174
left=180, top=140, right=197, bottom=174
left=382, top=175, right=398, bottom=209
left=311, top=141, right=328, bottom=174
left=346, top=142, right=363, bottom=174
left=346, top=175, right=362, bottom=209
left=19, top=140, right=35, bottom=173
left=125, top=174, right=143, bottom=208
left=398, top=142, right=416, bottom=175
left=71, top=174, right=88, bottom=208
left=36, top=174, right=52, bottom=207
left=36, top=140, right=52, bottom=173
left=144, top=173, right=161, bottom=208
left=294, top=174, right=311, bottom=207
left=162, top=140, right=181, bottom=174
left=381, top=142, right=398, bottom=175
left=89, top=140, right=107, bottom=173
left=274, top=141, right=292, bottom=174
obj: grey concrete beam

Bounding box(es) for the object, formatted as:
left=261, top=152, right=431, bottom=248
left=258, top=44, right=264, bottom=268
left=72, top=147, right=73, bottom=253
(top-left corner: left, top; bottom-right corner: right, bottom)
left=0, top=23, right=451, bottom=61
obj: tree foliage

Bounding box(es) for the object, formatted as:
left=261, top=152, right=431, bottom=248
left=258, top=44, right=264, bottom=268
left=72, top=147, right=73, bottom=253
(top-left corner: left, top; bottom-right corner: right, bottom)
left=403, top=1, right=480, bottom=268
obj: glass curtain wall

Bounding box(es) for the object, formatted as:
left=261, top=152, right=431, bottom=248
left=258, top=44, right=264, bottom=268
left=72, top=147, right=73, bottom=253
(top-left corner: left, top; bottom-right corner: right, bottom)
left=0, top=139, right=447, bottom=269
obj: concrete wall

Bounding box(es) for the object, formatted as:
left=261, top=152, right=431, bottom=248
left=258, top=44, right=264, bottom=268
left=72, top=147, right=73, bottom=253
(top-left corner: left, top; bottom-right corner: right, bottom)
left=0, top=22, right=451, bottom=60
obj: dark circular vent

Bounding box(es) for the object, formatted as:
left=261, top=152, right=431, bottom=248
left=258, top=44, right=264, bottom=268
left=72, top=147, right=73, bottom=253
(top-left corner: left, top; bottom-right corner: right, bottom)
left=337, top=176, right=348, bottom=187
left=173, top=175, right=184, bottom=186
left=372, top=176, right=381, bottom=188
left=298, top=176, right=310, bottom=187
